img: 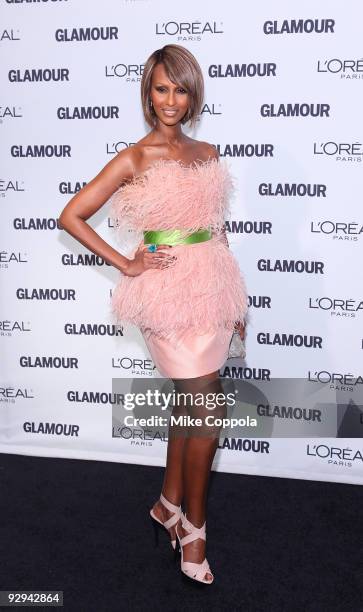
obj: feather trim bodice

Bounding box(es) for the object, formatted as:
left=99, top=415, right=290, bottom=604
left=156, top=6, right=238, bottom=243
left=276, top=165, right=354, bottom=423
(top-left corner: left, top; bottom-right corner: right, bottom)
left=109, top=157, right=235, bottom=252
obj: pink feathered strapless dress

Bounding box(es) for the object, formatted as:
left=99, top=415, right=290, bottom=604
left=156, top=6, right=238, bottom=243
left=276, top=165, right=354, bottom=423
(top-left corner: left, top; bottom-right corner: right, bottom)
left=109, top=157, right=248, bottom=379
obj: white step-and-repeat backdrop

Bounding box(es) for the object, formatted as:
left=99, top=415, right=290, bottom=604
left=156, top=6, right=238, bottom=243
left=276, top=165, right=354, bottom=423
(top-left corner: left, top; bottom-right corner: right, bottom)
left=1, top=0, right=362, bottom=485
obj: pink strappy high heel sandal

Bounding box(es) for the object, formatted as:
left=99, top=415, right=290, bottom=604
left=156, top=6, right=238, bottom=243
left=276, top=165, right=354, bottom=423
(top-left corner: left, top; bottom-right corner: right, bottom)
left=176, top=512, right=214, bottom=585
left=149, top=493, right=181, bottom=550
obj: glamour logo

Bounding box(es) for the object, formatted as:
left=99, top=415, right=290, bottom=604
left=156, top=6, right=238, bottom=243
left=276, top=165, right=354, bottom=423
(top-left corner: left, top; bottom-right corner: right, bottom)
left=216, top=144, right=274, bottom=158
left=11, top=145, right=71, bottom=157
left=55, top=26, right=118, bottom=42
left=155, top=21, right=223, bottom=40
left=0, top=387, right=33, bottom=402
left=20, top=356, right=79, bottom=368
left=218, top=438, right=270, bottom=453
left=257, top=404, right=322, bottom=422
left=0, top=28, right=20, bottom=41
left=310, top=220, right=363, bottom=241
left=105, top=64, right=144, bottom=81
left=0, top=179, right=24, bottom=194
left=225, top=220, right=272, bottom=234
left=259, top=183, right=327, bottom=197
left=308, top=297, right=363, bottom=317
left=306, top=444, right=363, bottom=467
left=112, top=356, right=156, bottom=375
left=16, top=288, right=76, bottom=300
left=57, top=106, right=119, bottom=120
left=106, top=141, right=136, bottom=154
left=317, top=58, right=363, bottom=79
left=0, top=106, right=23, bottom=122
left=68, top=390, right=123, bottom=405
left=23, top=422, right=80, bottom=436
left=209, top=63, right=276, bottom=78
left=258, top=333, right=322, bottom=348
left=257, top=259, right=324, bottom=273
left=263, top=19, right=335, bottom=35
left=0, top=251, right=27, bottom=265
left=64, top=323, right=124, bottom=337
left=307, top=370, right=363, bottom=391
left=313, top=141, right=363, bottom=162
left=59, top=181, right=87, bottom=194
left=261, top=103, right=330, bottom=118
left=13, top=217, right=61, bottom=230
left=248, top=295, right=271, bottom=309
left=0, top=319, right=30, bottom=334
left=221, top=366, right=271, bottom=380
left=8, top=68, right=69, bottom=82
left=62, top=253, right=111, bottom=266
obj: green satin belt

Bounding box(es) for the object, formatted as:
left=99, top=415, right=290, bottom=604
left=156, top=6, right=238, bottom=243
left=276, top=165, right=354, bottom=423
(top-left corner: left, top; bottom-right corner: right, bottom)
left=144, top=227, right=212, bottom=248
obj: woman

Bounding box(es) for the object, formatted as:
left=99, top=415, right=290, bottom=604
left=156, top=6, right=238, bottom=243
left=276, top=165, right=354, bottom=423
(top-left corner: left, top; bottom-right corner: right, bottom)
left=59, top=44, right=248, bottom=585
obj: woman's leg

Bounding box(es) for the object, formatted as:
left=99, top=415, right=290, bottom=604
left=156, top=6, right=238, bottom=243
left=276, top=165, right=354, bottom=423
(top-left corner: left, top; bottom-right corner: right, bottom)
left=151, top=371, right=226, bottom=567
left=150, top=380, right=188, bottom=541
left=176, top=371, right=227, bottom=582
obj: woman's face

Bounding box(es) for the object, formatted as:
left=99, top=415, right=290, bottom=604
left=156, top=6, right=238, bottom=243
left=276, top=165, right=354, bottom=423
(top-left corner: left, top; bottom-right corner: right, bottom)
left=149, top=62, right=190, bottom=126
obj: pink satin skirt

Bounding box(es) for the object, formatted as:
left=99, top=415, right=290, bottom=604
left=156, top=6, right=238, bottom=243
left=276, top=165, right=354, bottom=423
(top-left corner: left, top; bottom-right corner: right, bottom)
left=142, top=326, right=233, bottom=379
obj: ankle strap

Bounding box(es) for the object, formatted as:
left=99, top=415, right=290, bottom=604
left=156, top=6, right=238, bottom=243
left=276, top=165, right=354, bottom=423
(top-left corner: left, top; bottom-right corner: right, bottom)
left=180, top=512, right=206, bottom=546
left=160, top=493, right=180, bottom=514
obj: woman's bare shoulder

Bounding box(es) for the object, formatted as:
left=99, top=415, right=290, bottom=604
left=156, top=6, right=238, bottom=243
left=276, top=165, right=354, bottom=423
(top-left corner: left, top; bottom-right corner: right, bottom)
left=110, top=143, right=152, bottom=185
left=187, top=138, right=219, bottom=162
left=198, top=140, right=219, bottom=161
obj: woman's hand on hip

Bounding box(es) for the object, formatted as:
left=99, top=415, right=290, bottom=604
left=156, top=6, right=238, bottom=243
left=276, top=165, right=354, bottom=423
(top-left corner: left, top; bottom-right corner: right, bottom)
left=123, top=244, right=177, bottom=277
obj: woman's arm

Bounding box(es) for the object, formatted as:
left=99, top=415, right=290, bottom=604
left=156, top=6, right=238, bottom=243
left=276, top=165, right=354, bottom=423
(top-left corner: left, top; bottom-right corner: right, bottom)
left=58, top=149, right=136, bottom=273
left=203, top=142, right=245, bottom=338
left=201, top=143, right=230, bottom=247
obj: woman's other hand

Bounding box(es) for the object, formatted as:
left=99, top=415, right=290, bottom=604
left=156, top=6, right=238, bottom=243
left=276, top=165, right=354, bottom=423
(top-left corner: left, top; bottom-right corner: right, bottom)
left=234, top=320, right=246, bottom=340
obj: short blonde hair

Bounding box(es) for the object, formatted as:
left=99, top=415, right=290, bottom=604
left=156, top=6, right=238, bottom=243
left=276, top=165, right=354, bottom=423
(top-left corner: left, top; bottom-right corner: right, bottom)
left=141, top=44, right=204, bottom=128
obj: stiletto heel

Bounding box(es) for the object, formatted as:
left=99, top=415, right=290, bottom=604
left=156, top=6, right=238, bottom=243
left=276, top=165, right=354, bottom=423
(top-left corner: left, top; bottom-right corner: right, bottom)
left=176, top=512, right=214, bottom=585
left=173, top=540, right=181, bottom=563
left=149, top=492, right=181, bottom=550
left=150, top=513, right=160, bottom=547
